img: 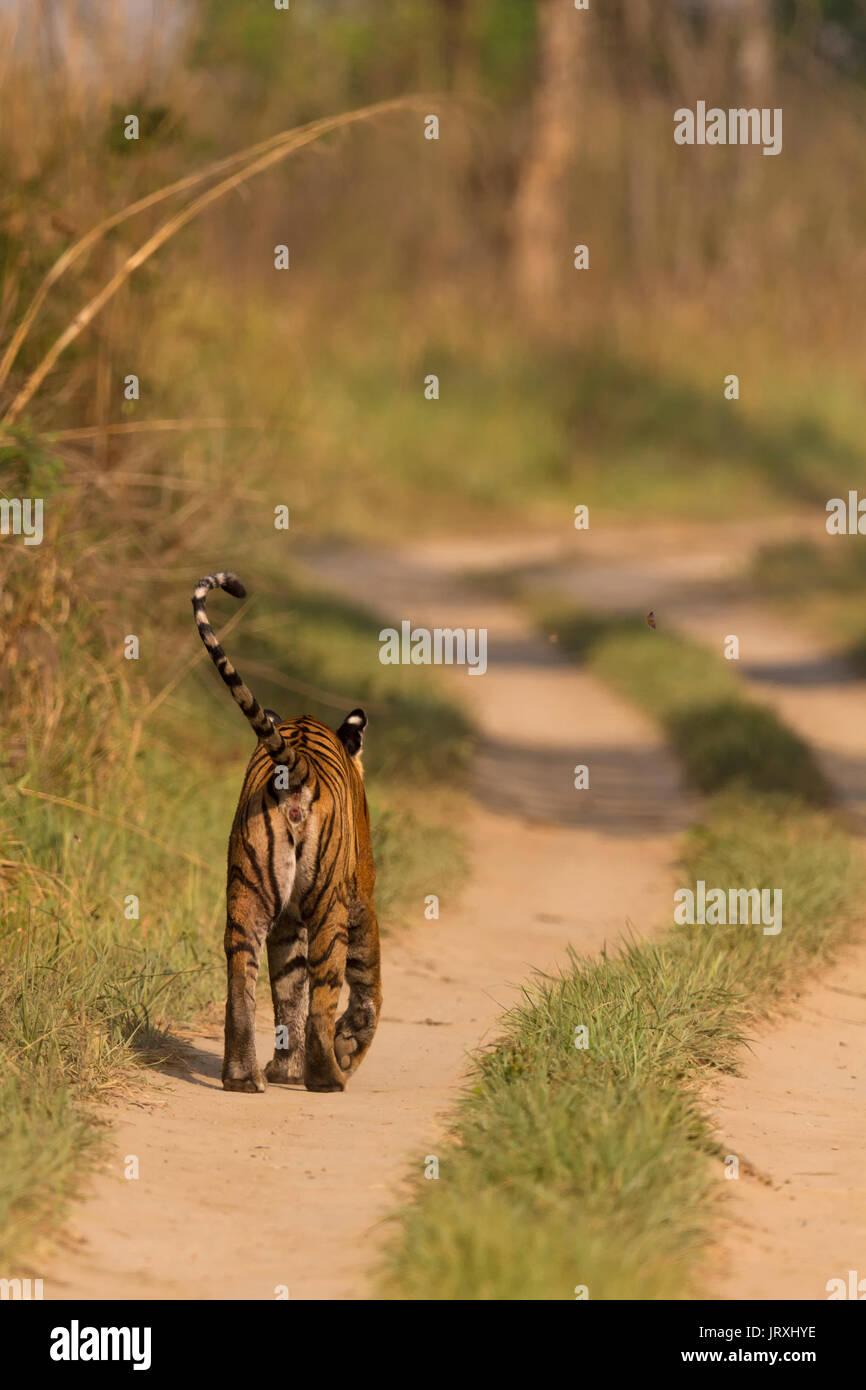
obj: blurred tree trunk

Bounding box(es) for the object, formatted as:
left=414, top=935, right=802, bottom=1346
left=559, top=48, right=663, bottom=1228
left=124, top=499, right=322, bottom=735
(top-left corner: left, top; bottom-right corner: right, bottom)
left=738, top=0, right=773, bottom=98
left=440, top=0, right=475, bottom=90
left=511, top=0, right=584, bottom=322
left=730, top=0, right=775, bottom=277
left=622, top=0, right=655, bottom=284
left=657, top=0, right=703, bottom=286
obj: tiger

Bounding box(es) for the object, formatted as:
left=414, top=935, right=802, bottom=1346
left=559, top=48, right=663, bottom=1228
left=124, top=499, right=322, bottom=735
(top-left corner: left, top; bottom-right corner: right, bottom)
left=192, top=571, right=382, bottom=1094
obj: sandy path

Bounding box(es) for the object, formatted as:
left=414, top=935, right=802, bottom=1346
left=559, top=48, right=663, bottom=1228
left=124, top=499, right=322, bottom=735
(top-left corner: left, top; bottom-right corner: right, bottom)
left=44, top=543, right=691, bottom=1301
left=515, top=518, right=866, bottom=1301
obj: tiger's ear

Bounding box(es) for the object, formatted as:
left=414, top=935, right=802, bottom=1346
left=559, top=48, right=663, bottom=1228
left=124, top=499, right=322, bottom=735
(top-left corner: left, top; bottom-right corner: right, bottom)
left=337, top=708, right=367, bottom=759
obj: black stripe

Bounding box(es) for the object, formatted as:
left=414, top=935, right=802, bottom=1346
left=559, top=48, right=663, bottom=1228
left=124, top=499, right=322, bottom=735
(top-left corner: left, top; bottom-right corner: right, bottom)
left=262, top=809, right=282, bottom=911
left=225, top=941, right=258, bottom=960
left=309, top=930, right=348, bottom=969
left=271, top=957, right=307, bottom=983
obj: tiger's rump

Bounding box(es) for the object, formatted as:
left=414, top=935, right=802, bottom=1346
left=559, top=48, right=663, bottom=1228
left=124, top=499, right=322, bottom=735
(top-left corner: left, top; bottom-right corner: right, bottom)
left=229, top=715, right=369, bottom=924
left=224, top=715, right=380, bottom=1093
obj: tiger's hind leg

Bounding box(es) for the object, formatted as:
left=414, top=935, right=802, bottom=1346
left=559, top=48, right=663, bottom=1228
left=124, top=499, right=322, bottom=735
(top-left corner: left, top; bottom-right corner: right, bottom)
left=335, top=899, right=382, bottom=1079
left=264, top=909, right=308, bottom=1085
left=303, top=903, right=349, bottom=1093
left=223, top=888, right=271, bottom=1093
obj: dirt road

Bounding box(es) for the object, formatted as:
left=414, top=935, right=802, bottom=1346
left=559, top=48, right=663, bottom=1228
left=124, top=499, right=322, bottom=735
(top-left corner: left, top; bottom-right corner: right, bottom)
left=45, top=540, right=690, bottom=1300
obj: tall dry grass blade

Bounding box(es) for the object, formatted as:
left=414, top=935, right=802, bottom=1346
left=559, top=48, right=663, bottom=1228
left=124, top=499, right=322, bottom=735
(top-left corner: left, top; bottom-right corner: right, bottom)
left=16, top=787, right=216, bottom=871
left=0, top=856, right=77, bottom=910
left=1, top=96, right=428, bottom=419
left=44, top=418, right=267, bottom=441
left=239, top=656, right=385, bottom=715
left=85, top=469, right=268, bottom=503
left=139, top=599, right=251, bottom=722
left=0, top=419, right=275, bottom=450
left=0, top=99, right=409, bottom=391
left=124, top=598, right=251, bottom=770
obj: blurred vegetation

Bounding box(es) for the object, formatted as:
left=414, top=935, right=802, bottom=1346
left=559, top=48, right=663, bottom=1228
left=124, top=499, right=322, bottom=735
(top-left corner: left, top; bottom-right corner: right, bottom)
left=2, top=1, right=866, bottom=529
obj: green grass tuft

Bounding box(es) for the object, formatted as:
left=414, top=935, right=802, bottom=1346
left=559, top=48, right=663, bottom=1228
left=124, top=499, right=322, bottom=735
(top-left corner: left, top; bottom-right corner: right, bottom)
left=547, top=607, right=831, bottom=805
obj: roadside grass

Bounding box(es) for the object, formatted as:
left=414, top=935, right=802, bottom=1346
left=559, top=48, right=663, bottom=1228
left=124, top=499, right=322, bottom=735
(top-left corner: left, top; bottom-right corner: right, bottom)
left=0, top=549, right=470, bottom=1269
left=379, top=606, right=860, bottom=1300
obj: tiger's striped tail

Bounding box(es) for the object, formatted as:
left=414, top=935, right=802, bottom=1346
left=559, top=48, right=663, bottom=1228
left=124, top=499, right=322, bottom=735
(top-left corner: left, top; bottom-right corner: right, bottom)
left=192, top=572, right=306, bottom=776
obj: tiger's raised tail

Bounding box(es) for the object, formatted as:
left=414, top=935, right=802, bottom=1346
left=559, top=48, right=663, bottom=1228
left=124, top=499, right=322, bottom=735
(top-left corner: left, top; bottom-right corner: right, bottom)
left=192, top=572, right=305, bottom=774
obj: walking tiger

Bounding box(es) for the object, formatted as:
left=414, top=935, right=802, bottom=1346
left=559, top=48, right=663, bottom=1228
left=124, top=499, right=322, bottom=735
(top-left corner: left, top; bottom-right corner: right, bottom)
left=192, top=571, right=382, bottom=1093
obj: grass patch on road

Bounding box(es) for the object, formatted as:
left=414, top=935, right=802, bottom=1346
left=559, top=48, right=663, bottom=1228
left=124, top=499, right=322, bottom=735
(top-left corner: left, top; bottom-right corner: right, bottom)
left=549, top=611, right=831, bottom=806
left=380, top=608, right=859, bottom=1299
left=749, top=538, right=866, bottom=678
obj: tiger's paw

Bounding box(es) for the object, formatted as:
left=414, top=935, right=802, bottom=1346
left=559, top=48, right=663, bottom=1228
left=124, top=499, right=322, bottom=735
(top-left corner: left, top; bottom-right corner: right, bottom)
left=264, top=1056, right=303, bottom=1086
left=222, top=1066, right=266, bottom=1093
left=303, top=1053, right=346, bottom=1093
left=334, top=1030, right=358, bottom=1073
left=335, top=1001, right=378, bottom=1075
